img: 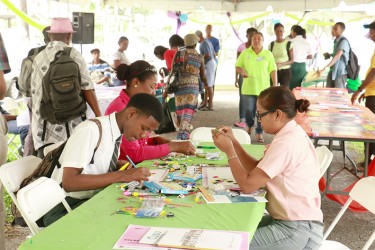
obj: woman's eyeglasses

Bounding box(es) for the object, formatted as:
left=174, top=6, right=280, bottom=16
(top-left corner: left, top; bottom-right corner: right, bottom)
left=256, top=110, right=274, bottom=122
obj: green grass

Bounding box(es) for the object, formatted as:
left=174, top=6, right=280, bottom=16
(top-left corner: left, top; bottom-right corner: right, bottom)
left=3, top=134, right=22, bottom=225
left=346, top=141, right=365, bottom=163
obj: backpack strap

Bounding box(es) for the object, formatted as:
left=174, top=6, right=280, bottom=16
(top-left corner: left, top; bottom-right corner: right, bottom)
left=88, top=118, right=102, bottom=164
left=62, top=47, right=73, bottom=56
left=286, top=41, right=291, bottom=60
left=53, top=47, right=73, bottom=61
left=337, top=37, right=351, bottom=63
left=270, top=41, right=274, bottom=52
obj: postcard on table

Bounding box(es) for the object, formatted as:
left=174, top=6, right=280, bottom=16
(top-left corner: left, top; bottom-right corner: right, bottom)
left=202, top=167, right=239, bottom=189
left=139, top=226, right=249, bottom=250
left=201, top=190, right=268, bottom=204
left=148, top=169, right=169, bottom=182
left=113, top=224, right=183, bottom=249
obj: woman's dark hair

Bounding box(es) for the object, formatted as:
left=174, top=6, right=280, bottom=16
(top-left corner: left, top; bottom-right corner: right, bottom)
left=169, top=34, right=184, bottom=48
left=246, top=27, right=257, bottom=35
left=117, top=60, right=156, bottom=83
left=154, top=46, right=167, bottom=57
left=293, top=25, right=304, bottom=36
left=118, top=36, right=128, bottom=45
left=273, top=23, right=284, bottom=31
left=258, top=86, right=310, bottom=119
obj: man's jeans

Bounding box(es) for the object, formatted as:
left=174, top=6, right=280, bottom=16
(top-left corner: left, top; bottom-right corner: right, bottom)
left=242, top=95, right=263, bottom=134
left=7, top=120, right=29, bottom=148
left=250, top=215, right=323, bottom=250
left=326, top=71, right=347, bottom=89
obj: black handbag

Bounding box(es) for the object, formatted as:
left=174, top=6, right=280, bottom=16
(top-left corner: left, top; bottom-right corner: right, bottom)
left=166, top=51, right=184, bottom=93
left=154, top=100, right=176, bottom=134
left=167, top=71, right=180, bottom=93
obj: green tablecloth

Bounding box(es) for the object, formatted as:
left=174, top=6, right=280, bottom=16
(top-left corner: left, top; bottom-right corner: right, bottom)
left=19, top=144, right=265, bottom=250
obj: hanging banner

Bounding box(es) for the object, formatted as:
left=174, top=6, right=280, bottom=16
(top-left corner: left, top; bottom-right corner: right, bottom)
left=284, top=12, right=333, bottom=26
left=1, top=0, right=46, bottom=30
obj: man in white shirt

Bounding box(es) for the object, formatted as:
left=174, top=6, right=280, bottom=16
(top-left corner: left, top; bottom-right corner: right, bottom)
left=290, top=25, right=312, bottom=89
left=43, top=93, right=162, bottom=226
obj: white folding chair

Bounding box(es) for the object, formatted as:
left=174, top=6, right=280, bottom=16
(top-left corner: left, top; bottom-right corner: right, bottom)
left=316, top=146, right=333, bottom=178
left=7, top=133, right=22, bottom=159
left=0, top=156, right=71, bottom=235
left=321, top=176, right=375, bottom=250
left=190, top=127, right=251, bottom=144
left=17, top=177, right=72, bottom=235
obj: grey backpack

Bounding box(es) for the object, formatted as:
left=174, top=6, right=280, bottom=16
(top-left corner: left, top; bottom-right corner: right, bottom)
left=18, top=46, right=45, bottom=97
left=40, top=47, right=87, bottom=126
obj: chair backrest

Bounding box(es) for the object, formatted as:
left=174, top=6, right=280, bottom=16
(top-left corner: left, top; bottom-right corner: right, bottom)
left=0, top=156, right=41, bottom=194
left=17, top=177, right=72, bottom=235
left=349, top=176, right=375, bottom=214
left=190, top=127, right=251, bottom=144
left=323, top=177, right=375, bottom=250
left=315, top=146, right=333, bottom=178
left=0, top=156, right=71, bottom=235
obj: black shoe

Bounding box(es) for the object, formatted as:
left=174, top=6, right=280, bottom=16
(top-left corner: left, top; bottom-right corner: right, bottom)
left=12, top=216, right=28, bottom=227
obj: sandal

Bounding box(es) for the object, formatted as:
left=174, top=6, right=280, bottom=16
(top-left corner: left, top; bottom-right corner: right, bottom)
left=256, top=134, right=264, bottom=143
left=198, top=103, right=207, bottom=109
left=198, top=105, right=207, bottom=110
left=201, top=107, right=214, bottom=111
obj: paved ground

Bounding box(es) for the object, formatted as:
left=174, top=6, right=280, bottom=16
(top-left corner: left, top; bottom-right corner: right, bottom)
left=5, top=90, right=375, bottom=249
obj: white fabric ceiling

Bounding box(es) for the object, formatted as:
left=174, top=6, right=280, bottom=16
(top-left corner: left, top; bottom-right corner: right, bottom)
left=104, top=0, right=375, bottom=12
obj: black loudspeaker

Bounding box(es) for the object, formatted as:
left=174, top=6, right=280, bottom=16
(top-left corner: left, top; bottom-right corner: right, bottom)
left=72, top=12, right=94, bottom=44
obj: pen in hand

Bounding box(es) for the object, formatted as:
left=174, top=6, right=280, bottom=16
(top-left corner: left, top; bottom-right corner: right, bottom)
left=125, top=155, right=137, bottom=168
left=119, top=162, right=129, bottom=171
left=197, top=146, right=216, bottom=149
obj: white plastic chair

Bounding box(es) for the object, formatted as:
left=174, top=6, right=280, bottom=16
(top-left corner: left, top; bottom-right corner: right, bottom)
left=321, top=176, right=375, bottom=250
left=17, top=177, right=72, bottom=235
left=0, top=156, right=71, bottom=235
left=316, top=146, right=333, bottom=178
left=7, top=133, right=22, bottom=159
left=190, top=127, right=251, bottom=144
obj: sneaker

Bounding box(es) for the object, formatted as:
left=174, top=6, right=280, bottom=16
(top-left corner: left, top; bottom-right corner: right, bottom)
left=234, top=121, right=246, bottom=128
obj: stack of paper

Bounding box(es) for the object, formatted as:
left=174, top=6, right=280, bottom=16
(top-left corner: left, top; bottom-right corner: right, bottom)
left=113, top=224, right=249, bottom=250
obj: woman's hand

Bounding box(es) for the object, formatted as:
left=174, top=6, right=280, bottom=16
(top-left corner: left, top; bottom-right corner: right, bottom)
left=211, top=128, right=235, bottom=155
left=215, top=126, right=238, bottom=143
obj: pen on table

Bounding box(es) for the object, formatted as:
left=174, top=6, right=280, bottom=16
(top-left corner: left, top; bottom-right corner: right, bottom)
left=125, top=155, right=137, bottom=168
left=197, top=146, right=216, bottom=149
left=119, top=162, right=129, bottom=171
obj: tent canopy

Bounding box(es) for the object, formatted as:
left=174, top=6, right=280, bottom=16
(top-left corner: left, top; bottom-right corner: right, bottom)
left=104, top=0, right=375, bottom=12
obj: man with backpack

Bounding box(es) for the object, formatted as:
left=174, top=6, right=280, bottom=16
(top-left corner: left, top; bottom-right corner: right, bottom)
left=30, top=17, right=101, bottom=157
left=18, top=26, right=50, bottom=157
left=351, top=21, right=375, bottom=167
left=318, top=22, right=350, bottom=88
